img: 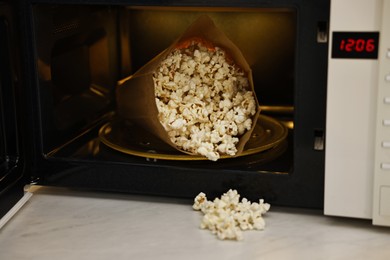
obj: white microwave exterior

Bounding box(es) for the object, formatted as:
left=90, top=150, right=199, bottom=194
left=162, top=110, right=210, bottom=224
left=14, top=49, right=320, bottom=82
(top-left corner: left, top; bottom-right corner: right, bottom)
left=325, top=0, right=383, bottom=220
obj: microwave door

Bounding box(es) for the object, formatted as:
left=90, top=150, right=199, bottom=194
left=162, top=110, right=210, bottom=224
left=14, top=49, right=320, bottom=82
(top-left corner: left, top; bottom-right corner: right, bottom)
left=0, top=4, right=30, bottom=223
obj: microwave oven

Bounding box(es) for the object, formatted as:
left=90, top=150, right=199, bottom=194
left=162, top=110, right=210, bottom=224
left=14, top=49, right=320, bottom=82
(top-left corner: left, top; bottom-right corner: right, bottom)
left=0, top=0, right=389, bottom=228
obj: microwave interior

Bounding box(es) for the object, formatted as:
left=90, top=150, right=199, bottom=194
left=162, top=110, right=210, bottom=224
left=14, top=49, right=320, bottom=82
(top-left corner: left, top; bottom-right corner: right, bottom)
left=29, top=2, right=329, bottom=208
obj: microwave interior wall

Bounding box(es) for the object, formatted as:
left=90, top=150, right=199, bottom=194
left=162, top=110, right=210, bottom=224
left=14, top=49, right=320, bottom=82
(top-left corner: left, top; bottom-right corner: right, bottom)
left=27, top=1, right=329, bottom=208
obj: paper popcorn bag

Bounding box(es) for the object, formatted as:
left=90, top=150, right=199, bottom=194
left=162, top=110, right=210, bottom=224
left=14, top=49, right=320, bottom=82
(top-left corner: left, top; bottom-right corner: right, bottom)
left=116, top=15, right=260, bottom=161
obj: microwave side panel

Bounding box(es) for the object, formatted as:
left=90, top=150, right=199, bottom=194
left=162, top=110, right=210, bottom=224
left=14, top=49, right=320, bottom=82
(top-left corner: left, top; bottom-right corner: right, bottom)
left=373, top=0, right=390, bottom=226
left=325, top=0, right=382, bottom=219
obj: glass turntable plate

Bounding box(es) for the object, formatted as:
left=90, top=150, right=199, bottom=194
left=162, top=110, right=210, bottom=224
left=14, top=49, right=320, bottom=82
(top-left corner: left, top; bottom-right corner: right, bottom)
left=99, top=115, right=287, bottom=160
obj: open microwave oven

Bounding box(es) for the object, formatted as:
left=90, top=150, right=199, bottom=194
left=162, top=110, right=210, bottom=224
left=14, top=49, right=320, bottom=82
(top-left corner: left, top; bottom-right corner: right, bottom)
left=1, top=0, right=389, bottom=227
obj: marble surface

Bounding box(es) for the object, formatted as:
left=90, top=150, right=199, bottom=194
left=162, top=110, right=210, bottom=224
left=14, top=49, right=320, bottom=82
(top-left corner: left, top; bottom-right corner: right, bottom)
left=0, top=186, right=389, bottom=260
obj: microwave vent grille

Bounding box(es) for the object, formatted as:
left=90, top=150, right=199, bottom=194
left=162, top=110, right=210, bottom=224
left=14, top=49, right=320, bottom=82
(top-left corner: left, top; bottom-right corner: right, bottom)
left=52, top=20, right=79, bottom=35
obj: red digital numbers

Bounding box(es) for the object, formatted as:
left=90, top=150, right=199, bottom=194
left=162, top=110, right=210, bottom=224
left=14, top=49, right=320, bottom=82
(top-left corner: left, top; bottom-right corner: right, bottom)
left=339, top=38, right=376, bottom=52
left=332, top=32, right=379, bottom=59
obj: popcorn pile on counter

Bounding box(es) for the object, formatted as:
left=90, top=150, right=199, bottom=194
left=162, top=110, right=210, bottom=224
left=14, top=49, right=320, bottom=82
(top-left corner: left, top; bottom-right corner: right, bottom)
left=153, top=41, right=257, bottom=161
left=193, top=189, right=270, bottom=241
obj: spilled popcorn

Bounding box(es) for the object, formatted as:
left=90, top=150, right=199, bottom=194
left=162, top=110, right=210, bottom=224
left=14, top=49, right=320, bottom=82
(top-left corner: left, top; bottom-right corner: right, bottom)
left=193, top=189, right=270, bottom=241
left=153, top=41, right=257, bottom=161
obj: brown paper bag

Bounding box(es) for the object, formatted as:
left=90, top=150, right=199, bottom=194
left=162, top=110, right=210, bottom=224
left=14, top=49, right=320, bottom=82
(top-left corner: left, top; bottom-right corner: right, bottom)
left=116, top=15, right=260, bottom=159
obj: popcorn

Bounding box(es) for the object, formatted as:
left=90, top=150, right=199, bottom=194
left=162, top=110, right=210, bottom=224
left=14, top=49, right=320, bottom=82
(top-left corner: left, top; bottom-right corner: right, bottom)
left=153, top=41, right=257, bottom=161
left=116, top=16, right=259, bottom=161
left=193, top=189, right=270, bottom=241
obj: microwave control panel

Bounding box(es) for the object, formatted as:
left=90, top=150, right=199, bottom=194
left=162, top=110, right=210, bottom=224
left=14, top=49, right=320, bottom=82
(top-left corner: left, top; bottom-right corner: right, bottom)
left=373, top=0, right=390, bottom=226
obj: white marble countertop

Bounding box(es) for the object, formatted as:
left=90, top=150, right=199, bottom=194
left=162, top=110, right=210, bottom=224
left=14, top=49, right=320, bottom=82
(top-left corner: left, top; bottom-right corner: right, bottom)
left=0, top=185, right=389, bottom=260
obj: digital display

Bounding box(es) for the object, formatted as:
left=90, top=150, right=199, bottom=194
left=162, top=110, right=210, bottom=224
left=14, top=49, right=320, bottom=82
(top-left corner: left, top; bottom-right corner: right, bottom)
left=332, top=32, right=379, bottom=59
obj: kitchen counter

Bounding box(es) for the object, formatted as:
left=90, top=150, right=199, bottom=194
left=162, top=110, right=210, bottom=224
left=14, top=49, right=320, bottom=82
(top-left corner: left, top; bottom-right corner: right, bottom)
left=0, top=186, right=389, bottom=260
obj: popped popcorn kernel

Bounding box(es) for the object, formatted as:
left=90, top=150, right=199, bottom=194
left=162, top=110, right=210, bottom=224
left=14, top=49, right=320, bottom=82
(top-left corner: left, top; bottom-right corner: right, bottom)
left=193, top=192, right=207, bottom=210
left=153, top=41, right=257, bottom=161
left=193, top=189, right=270, bottom=241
